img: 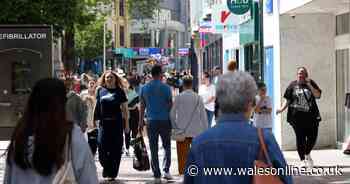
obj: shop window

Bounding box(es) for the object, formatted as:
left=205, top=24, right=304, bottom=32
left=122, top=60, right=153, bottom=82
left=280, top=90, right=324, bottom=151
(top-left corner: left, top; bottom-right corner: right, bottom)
left=336, top=12, right=349, bottom=35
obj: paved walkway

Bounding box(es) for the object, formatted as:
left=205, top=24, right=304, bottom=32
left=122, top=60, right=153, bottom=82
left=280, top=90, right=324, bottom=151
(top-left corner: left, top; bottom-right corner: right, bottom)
left=0, top=141, right=350, bottom=184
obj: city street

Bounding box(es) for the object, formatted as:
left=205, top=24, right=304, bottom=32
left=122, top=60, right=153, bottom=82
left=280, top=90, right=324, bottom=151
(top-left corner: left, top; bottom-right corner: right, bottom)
left=0, top=140, right=349, bottom=184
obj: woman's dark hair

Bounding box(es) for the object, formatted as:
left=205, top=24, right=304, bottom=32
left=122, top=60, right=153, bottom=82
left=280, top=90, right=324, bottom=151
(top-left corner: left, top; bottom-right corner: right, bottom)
left=203, top=72, right=210, bottom=79
left=257, top=82, right=266, bottom=89
left=7, top=78, right=73, bottom=176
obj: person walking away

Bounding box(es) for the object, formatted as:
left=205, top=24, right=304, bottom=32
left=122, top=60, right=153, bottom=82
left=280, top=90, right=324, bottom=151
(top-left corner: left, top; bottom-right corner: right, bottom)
left=184, top=72, right=292, bottom=184
left=4, top=78, right=98, bottom=184
left=139, top=65, right=173, bottom=183
left=65, top=78, right=88, bottom=133
left=198, top=72, right=216, bottom=127
left=253, top=82, right=273, bottom=132
left=94, top=71, right=130, bottom=181
left=170, top=75, right=208, bottom=175
left=277, top=67, right=322, bottom=168
left=80, top=79, right=98, bottom=155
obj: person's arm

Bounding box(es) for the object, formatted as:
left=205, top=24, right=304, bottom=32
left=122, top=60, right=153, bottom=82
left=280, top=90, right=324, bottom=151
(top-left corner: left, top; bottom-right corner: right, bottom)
left=121, top=102, right=130, bottom=133
left=276, top=99, right=289, bottom=115
left=306, top=79, right=321, bottom=99
left=170, top=97, right=178, bottom=127
left=93, top=88, right=101, bottom=122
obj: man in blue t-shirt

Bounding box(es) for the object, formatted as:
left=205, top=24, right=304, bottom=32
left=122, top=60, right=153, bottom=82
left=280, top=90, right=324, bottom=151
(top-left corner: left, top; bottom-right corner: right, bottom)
left=139, top=65, right=173, bottom=183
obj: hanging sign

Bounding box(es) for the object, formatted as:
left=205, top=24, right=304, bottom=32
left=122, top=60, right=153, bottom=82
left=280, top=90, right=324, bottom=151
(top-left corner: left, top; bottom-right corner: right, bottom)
left=227, top=0, right=253, bottom=15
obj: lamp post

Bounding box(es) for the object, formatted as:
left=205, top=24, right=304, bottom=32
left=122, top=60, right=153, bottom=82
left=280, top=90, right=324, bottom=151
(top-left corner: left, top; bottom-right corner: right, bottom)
left=103, top=22, right=107, bottom=72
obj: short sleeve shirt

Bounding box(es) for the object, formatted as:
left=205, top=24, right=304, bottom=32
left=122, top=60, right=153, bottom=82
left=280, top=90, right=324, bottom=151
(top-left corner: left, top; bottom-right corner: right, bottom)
left=97, top=87, right=127, bottom=119
left=140, top=80, right=172, bottom=121
left=253, top=96, right=273, bottom=128
left=283, top=80, right=321, bottom=124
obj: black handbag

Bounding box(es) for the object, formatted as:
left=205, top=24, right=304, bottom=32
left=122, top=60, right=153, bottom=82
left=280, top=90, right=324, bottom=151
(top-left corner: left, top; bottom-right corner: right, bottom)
left=131, top=136, right=150, bottom=171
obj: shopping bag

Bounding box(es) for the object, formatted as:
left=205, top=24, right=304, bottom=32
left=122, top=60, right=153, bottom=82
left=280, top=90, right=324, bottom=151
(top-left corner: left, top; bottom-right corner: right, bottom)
left=131, top=136, right=150, bottom=171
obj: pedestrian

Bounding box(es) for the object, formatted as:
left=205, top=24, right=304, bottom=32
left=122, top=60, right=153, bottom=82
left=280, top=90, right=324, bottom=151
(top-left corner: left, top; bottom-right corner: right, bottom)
left=212, top=66, right=221, bottom=86
left=139, top=65, right=173, bottom=183
left=253, top=82, right=273, bottom=132
left=198, top=72, right=216, bottom=127
left=65, top=78, right=88, bottom=133
left=214, top=60, right=238, bottom=119
left=170, top=75, right=208, bottom=175
left=94, top=70, right=130, bottom=181
left=184, top=71, right=292, bottom=184
left=277, top=66, right=322, bottom=168
left=124, top=79, right=140, bottom=156
left=4, top=78, right=98, bottom=184
left=80, top=79, right=98, bottom=155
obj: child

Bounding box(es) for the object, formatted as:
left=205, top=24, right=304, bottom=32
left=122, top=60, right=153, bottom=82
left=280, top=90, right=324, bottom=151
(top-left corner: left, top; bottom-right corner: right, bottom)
left=253, top=82, right=273, bottom=132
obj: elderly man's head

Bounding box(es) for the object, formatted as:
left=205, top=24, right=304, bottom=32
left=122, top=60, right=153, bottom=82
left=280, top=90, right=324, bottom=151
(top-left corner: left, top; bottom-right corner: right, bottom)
left=216, top=71, right=257, bottom=115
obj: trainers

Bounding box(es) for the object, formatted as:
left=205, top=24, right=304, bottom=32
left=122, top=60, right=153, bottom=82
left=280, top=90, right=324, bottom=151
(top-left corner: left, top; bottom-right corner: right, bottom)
left=154, top=178, right=162, bottom=184
left=163, top=172, right=173, bottom=180
left=305, top=154, right=314, bottom=168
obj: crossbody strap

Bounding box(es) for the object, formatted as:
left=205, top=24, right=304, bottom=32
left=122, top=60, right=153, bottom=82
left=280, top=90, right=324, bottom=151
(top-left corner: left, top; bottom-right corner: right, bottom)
left=257, top=128, right=272, bottom=165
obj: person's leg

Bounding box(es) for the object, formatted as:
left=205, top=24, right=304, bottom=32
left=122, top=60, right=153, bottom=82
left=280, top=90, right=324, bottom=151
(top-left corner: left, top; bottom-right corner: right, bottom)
left=159, top=120, right=172, bottom=174
left=305, top=123, right=319, bottom=155
left=111, top=128, right=124, bottom=178
left=124, top=131, right=131, bottom=150
left=292, top=124, right=307, bottom=161
left=98, top=124, right=112, bottom=178
left=130, top=109, right=139, bottom=139
left=206, top=110, right=214, bottom=127
left=177, top=138, right=192, bottom=175
left=147, top=121, right=161, bottom=178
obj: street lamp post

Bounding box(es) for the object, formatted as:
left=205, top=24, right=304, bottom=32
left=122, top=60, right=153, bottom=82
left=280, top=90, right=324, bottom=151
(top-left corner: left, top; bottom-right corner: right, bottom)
left=103, top=22, right=107, bottom=72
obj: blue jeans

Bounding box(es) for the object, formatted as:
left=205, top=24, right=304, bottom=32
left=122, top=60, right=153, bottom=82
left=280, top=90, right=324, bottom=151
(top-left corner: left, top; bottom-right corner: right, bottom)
left=147, top=120, right=172, bottom=178
left=206, top=109, right=214, bottom=127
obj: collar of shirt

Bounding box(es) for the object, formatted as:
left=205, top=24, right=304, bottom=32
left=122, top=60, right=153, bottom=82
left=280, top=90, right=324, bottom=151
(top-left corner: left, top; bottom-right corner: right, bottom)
left=218, top=113, right=249, bottom=123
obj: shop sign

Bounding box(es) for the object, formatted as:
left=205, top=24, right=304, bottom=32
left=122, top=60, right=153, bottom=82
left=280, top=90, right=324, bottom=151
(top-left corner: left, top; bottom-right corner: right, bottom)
left=227, top=0, right=252, bottom=15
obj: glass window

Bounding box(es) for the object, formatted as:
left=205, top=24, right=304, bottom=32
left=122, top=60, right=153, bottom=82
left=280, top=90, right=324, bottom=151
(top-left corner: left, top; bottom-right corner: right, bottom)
left=120, top=25, right=125, bottom=47
left=336, top=12, right=350, bottom=35
left=119, top=0, right=125, bottom=17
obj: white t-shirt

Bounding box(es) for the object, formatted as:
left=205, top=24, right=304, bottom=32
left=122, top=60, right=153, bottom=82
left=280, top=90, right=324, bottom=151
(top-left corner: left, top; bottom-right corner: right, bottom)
left=253, top=95, right=273, bottom=128
left=198, top=84, right=216, bottom=112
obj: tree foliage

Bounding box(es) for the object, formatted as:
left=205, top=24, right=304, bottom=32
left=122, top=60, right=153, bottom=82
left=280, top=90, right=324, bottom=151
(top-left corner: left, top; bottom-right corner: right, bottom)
left=75, top=17, right=112, bottom=60
left=127, top=0, right=162, bottom=20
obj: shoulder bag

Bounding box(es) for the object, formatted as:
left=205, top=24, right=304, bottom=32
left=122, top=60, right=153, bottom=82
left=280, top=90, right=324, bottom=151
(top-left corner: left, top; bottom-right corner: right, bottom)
left=252, top=128, right=283, bottom=184
left=171, top=95, right=200, bottom=142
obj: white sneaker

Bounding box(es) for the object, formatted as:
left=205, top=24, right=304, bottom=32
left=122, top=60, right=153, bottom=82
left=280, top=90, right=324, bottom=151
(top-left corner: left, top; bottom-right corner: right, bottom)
left=305, top=154, right=314, bottom=168
left=154, top=178, right=162, bottom=184
left=163, top=172, right=173, bottom=180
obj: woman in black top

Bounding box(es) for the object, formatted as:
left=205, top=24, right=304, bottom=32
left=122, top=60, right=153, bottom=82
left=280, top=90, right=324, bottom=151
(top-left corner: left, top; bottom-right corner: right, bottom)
left=277, top=67, right=322, bottom=168
left=94, top=71, right=129, bottom=181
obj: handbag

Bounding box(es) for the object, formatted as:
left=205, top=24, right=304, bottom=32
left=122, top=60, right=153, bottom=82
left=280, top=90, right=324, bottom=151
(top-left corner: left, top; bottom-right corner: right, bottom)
left=52, top=136, right=78, bottom=184
left=171, top=96, right=200, bottom=141
left=131, top=135, right=150, bottom=171
left=252, top=128, right=283, bottom=184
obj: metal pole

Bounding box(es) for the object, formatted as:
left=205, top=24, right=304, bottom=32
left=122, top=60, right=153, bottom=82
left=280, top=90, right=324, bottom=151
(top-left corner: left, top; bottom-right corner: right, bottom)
left=259, top=0, right=264, bottom=81
left=103, top=22, right=106, bottom=72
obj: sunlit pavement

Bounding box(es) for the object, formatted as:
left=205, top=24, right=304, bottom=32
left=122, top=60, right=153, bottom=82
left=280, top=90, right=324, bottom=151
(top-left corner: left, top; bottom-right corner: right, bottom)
left=0, top=140, right=350, bottom=184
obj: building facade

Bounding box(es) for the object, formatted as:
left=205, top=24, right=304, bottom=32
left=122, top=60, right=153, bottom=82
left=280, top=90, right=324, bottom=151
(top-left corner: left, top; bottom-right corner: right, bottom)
left=265, top=0, right=350, bottom=150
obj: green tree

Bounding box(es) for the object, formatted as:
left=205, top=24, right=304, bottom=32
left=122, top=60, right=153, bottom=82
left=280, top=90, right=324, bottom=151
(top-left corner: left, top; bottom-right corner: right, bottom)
left=127, top=0, right=161, bottom=20
left=0, top=0, right=111, bottom=71
left=75, top=17, right=112, bottom=61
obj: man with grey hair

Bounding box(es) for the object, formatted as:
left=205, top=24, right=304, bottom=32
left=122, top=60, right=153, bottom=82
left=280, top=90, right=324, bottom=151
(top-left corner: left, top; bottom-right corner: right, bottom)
left=184, top=71, right=292, bottom=184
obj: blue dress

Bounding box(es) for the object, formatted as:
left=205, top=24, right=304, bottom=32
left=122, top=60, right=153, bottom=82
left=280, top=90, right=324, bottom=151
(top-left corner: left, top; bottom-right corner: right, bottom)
left=94, top=86, right=127, bottom=178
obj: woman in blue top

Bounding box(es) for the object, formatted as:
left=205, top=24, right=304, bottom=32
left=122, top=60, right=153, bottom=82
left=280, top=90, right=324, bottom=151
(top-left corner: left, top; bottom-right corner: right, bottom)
left=94, top=70, right=129, bottom=181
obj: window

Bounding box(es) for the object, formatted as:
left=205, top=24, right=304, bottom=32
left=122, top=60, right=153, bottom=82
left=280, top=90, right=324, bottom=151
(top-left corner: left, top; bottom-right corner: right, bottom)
left=119, top=0, right=125, bottom=17
left=119, top=26, right=125, bottom=47
left=336, top=12, right=350, bottom=35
